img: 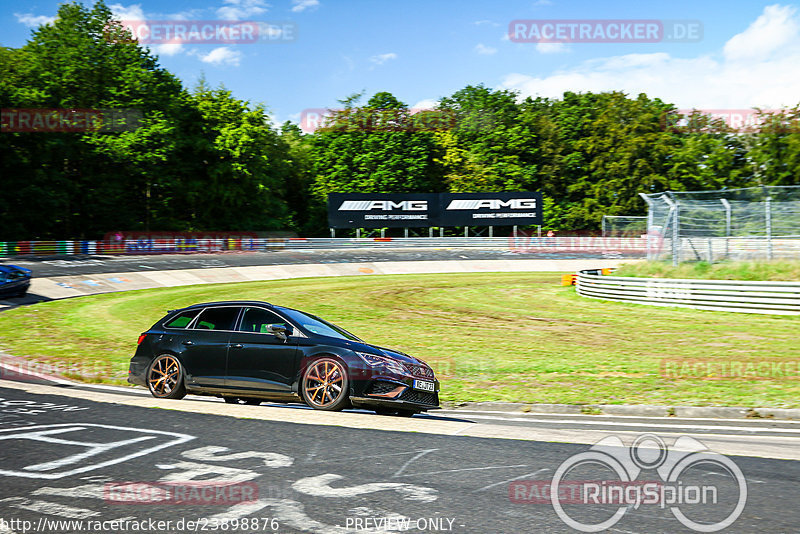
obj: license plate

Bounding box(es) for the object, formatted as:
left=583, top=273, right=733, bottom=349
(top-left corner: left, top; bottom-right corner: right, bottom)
left=413, top=379, right=435, bottom=392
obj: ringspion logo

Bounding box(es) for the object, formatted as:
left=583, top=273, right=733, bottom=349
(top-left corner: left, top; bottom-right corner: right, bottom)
left=510, top=433, right=747, bottom=532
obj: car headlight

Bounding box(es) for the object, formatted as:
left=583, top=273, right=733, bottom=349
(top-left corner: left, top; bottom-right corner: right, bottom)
left=355, top=352, right=406, bottom=374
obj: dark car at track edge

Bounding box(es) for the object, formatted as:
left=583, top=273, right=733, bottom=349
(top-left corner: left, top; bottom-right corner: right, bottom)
left=128, top=301, right=440, bottom=416
left=0, top=265, right=32, bottom=299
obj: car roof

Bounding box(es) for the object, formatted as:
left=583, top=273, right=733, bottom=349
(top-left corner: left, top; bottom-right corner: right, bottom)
left=169, top=301, right=307, bottom=316
left=0, top=265, right=30, bottom=275
left=181, top=301, right=274, bottom=309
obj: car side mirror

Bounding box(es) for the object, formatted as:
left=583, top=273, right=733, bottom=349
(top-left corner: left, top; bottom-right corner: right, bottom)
left=267, top=323, right=291, bottom=341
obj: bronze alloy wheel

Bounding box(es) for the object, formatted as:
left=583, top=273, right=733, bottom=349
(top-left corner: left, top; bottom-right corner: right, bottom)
left=147, top=354, right=186, bottom=399
left=302, top=358, right=350, bottom=411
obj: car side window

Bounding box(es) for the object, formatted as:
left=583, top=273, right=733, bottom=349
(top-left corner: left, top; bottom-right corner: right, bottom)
left=164, top=309, right=201, bottom=329
left=238, top=307, right=288, bottom=334
left=192, top=307, right=242, bottom=331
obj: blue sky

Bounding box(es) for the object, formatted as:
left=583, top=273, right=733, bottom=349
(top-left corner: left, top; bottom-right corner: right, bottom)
left=4, top=0, right=800, bottom=127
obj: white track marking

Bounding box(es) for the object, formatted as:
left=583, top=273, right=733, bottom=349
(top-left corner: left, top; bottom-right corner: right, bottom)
left=473, top=468, right=551, bottom=492
left=392, top=448, right=437, bottom=477
left=292, top=474, right=438, bottom=503
left=438, top=409, right=800, bottom=424
left=182, top=445, right=293, bottom=468
left=394, top=464, right=529, bottom=478
left=156, top=460, right=260, bottom=483
left=0, top=497, right=100, bottom=519
left=446, top=413, right=800, bottom=433
left=0, top=424, right=193, bottom=479
left=209, top=498, right=393, bottom=534
left=32, top=483, right=105, bottom=499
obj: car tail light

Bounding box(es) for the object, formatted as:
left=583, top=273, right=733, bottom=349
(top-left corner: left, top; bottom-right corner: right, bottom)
left=137, top=334, right=148, bottom=345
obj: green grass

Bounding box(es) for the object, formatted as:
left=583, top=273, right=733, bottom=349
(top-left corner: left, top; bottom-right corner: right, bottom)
left=615, top=260, right=800, bottom=281
left=0, top=272, right=797, bottom=407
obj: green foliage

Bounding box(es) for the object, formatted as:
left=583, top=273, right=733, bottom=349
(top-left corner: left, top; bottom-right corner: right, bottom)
left=0, top=1, right=291, bottom=239
left=1, top=3, right=799, bottom=239
left=615, top=260, right=800, bottom=281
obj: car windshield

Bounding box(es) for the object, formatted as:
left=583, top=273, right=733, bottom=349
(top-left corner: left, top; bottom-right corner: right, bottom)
left=279, top=308, right=361, bottom=341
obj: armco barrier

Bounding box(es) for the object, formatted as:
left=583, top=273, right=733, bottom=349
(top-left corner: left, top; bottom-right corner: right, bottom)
left=576, top=271, right=800, bottom=315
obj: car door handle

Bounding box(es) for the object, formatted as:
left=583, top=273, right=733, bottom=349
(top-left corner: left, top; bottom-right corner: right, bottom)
left=231, top=344, right=243, bottom=349
left=182, top=340, right=193, bottom=346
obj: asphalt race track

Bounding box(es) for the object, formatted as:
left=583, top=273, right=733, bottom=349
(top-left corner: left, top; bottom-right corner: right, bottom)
left=3, top=247, right=625, bottom=278
left=1, top=251, right=799, bottom=533
left=0, top=381, right=799, bottom=534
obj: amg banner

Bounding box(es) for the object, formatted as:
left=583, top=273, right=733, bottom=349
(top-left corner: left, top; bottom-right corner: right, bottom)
left=327, top=193, right=439, bottom=228
left=328, top=192, right=543, bottom=228
left=439, top=192, right=543, bottom=226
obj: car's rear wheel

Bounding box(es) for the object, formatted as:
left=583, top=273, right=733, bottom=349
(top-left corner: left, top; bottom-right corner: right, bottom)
left=302, top=358, right=350, bottom=411
left=147, top=354, right=186, bottom=399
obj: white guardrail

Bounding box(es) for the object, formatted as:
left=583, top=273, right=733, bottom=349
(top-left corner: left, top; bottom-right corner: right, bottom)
left=576, top=272, right=800, bottom=315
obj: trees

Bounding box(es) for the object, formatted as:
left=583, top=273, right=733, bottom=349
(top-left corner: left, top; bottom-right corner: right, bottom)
left=305, top=92, right=446, bottom=230
left=2, top=3, right=797, bottom=239
left=0, top=1, right=292, bottom=239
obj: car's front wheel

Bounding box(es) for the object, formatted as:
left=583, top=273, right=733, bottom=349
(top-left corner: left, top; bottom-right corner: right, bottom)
left=147, top=354, right=186, bottom=400
left=301, top=358, right=350, bottom=411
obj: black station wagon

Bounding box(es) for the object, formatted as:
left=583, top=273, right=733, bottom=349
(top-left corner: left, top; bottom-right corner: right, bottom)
left=128, top=301, right=440, bottom=416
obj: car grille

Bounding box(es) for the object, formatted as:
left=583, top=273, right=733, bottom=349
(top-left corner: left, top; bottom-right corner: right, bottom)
left=402, top=362, right=435, bottom=379
left=367, top=381, right=400, bottom=396
left=399, top=389, right=439, bottom=406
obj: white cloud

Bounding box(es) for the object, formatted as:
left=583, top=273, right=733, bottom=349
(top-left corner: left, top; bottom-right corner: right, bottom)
left=475, top=43, right=498, bottom=55
left=109, top=3, right=146, bottom=21
left=536, top=42, right=567, bottom=54
left=533, top=0, right=554, bottom=6
left=370, top=52, right=398, bottom=66
left=500, top=4, right=800, bottom=109
left=14, top=12, right=56, bottom=27
left=291, top=0, right=320, bottom=12
left=193, top=46, right=243, bottom=66
left=110, top=3, right=202, bottom=21
left=411, top=99, right=439, bottom=110
left=724, top=4, right=798, bottom=61
left=216, top=0, right=270, bottom=20
left=474, top=20, right=500, bottom=27
left=150, top=43, right=184, bottom=56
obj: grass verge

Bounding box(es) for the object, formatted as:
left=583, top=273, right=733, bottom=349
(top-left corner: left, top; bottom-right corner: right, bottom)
left=0, top=272, right=797, bottom=407
left=614, top=260, right=800, bottom=281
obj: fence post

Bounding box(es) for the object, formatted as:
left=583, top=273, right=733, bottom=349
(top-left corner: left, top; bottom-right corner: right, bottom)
left=639, top=193, right=655, bottom=260
left=766, top=196, right=773, bottom=260
left=720, top=198, right=731, bottom=258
